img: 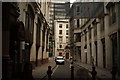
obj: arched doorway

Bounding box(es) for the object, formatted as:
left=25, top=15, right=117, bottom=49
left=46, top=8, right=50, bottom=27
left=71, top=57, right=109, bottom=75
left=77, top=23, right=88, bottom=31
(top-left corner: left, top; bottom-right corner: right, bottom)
left=66, top=53, right=69, bottom=59
left=36, top=18, right=41, bottom=66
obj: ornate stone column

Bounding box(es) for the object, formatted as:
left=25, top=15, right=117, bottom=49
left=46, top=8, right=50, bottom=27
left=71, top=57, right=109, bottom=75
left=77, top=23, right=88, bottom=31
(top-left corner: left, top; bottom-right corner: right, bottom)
left=38, top=23, right=43, bottom=65
left=91, top=24, right=96, bottom=66
left=104, top=3, right=112, bottom=69
left=96, top=18, right=103, bottom=68
left=86, top=28, right=90, bottom=64
left=43, top=27, right=47, bottom=63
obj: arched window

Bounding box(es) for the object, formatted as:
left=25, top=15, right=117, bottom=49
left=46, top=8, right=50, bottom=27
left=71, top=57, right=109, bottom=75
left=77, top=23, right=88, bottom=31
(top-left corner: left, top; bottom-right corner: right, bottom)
left=25, top=5, right=34, bottom=43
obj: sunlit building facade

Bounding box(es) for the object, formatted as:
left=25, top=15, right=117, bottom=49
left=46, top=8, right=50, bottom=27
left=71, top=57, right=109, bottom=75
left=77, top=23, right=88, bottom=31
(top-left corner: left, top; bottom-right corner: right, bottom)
left=54, top=19, right=70, bottom=59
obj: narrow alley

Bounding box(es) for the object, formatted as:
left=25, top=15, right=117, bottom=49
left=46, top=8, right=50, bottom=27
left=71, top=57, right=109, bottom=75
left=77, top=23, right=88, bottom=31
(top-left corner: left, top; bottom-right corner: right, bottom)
left=1, top=0, right=120, bottom=80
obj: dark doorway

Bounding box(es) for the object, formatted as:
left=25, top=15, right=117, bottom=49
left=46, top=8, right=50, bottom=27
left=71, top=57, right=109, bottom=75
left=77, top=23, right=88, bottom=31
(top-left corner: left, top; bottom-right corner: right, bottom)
left=95, top=41, right=98, bottom=66
left=79, top=46, right=81, bottom=62
left=66, top=53, right=69, bottom=59
left=101, top=38, right=106, bottom=68
left=89, top=43, right=92, bottom=64
left=86, top=52, right=87, bottom=64
left=59, top=52, right=62, bottom=56
left=112, top=37, right=117, bottom=68
left=36, top=46, right=39, bottom=66
left=36, top=18, right=41, bottom=66
left=84, top=45, right=87, bottom=64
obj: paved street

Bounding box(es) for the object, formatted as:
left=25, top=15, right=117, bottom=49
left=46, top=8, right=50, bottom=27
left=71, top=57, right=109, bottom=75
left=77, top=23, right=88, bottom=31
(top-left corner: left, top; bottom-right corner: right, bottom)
left=33, top=59, right=56, bottom=80
left=52, top=61, right=71, bottom=80
left=2, top=2, right=120, bottom=80
left=33, top=59, right=92, bottom=80
left=52, top=61, right=91, bottom=80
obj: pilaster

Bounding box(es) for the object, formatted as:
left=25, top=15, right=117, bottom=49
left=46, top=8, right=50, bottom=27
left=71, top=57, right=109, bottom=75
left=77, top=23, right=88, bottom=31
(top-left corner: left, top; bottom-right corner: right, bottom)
left=43, top=28, right=48, bottom=63
left=91, top=24, right=96, bottom=66
left=38, top=23, right=43, bottom=62
left=87, top=28, right=91, bottom=64
left=104, top=4, right=112, bottom=69
left=97, top=18, right=103, bottom=68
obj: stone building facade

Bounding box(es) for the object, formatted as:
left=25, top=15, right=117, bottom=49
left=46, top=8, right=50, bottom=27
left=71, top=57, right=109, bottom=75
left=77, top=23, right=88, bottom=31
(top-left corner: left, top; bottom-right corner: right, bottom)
left=2, top=2, right=50, bottom=80
left=54, top=19, right=70, bottom=59
left=70, top=2, right=120, bottom=79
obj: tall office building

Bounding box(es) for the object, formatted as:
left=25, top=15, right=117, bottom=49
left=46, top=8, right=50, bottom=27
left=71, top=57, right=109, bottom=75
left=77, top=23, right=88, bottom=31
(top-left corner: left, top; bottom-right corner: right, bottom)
left=49, top=1, right=70, bottom=57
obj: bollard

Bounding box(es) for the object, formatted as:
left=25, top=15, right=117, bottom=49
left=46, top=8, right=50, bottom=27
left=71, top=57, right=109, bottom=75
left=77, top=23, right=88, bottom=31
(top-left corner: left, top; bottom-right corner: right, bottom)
left=71, top=66, right=74, bottom=80
left=111, top=66, right=117, bottom=80
left=91, top=67, right=97, bottom=80
left=47, top=66, right=52, bottom=80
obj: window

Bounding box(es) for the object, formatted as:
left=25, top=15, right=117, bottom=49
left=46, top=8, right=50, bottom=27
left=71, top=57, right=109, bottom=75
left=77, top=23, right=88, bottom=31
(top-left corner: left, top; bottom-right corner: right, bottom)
left=101, top=38, right=106, bottom=68
left=59, top=24, right=62, bottom=28
left=85, top=34, right=87, bottom=41
left=94, top=25, right=97, bottom=36
left=76, top=6, right=80, bottom=12
left=84, top=30, right=87, bottom=41
left=66, top=36, right=68, bottom=43
left=89, top=30, right=91, bottom=39
left=59, top=52, right=62, bottom=56
left=75, top=33, right=81, bottom=42
left=66, top=30, right=68, bottom=35
left=25, top=5, right=34, bottom=44
left=109, top=4, right=116, bottom=25
left=60, top=45, right=62, bottom=48
left=66, top=24, right=68, bottom=28
left=77, top=19, right=79, bottom=28
left=36, top=18, right=41, bottom=46
left=74, top=20, right=77, bottom=28
left=59, top=36, right=62, bottom=43
left=59, top=30, right=62, bottom=34
left=76, top=5, right=80, bottom=15
left=88, top=26, right=91, bottom=39
left=100, top=18, right=104, bottom=32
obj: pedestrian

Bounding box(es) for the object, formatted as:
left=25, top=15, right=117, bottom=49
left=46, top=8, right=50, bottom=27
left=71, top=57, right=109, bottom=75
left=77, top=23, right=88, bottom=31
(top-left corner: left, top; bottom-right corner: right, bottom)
left=70, top=60, right=73, bottom=69
left=47, top=66, right=52, bottom=80
left=91, top=67, right=97, bottom=80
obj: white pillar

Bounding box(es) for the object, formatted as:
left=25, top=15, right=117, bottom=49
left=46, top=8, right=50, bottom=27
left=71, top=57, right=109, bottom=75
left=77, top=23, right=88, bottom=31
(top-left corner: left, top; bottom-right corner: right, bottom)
left=97, top=18, right=103, bottom=68
left=91, top=24, right=96, bottom=66
left=30, top=13, right=37, bottom=62
left=38, top=23, right=43, bottom=60
left=104, top=4, right=112, bottom=69
left=87, top=28, right=91, bottom=64
left=38, top=23, right=43, bottom=61
left=81, top=32, right=85, bottom=63
left=43, top=29, right=47, bottom=59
